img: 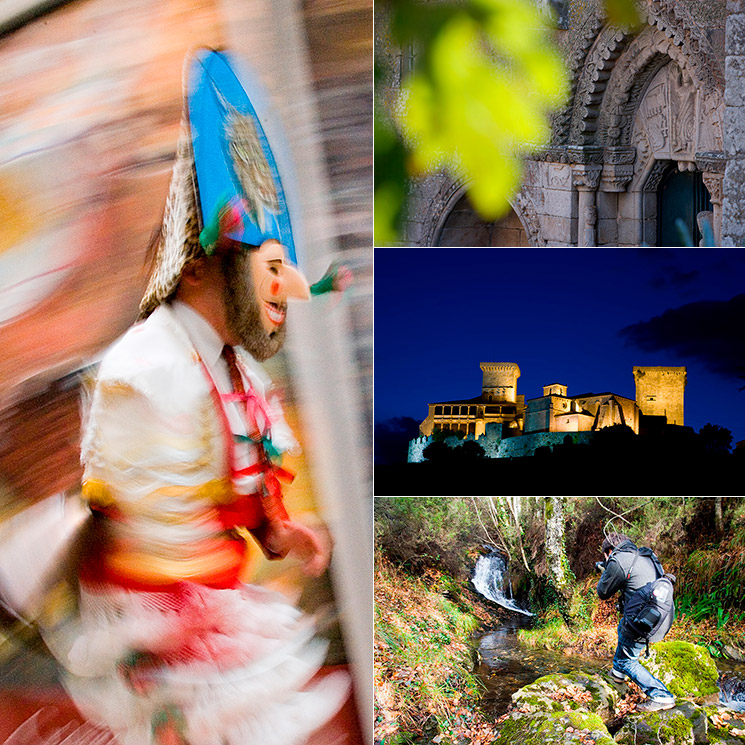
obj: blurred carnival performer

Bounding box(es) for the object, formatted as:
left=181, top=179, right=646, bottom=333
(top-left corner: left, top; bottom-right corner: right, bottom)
left=44, top=48, right=349, bottom=745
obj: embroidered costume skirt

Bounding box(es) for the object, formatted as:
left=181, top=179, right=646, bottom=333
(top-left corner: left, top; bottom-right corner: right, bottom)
left=47, top=581, right=349, bottom=745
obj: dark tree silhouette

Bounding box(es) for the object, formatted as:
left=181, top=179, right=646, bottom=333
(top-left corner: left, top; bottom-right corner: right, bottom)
left=374, top=416, right=422, bottom=465
left=699, top=423, right=733, bottom=456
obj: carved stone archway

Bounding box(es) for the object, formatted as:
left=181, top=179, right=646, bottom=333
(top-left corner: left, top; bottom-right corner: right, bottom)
left=421, top=180, right=545, bottom=247
left=558, top=1, right=725, bottom=245
left=565, top=1, right=723, bottom=149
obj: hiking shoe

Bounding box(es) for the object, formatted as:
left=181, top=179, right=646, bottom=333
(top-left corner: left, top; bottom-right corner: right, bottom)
left=636, top=698, right=676, bottom=712
left=610, top=668, right=627, bottom=682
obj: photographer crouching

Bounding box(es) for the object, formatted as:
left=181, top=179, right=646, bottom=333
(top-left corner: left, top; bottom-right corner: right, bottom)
left=596, top=533, right=677, bottom=712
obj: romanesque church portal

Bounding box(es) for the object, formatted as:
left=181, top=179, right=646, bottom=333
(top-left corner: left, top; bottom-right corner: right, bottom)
left=403, top=0, right=732, bottom=247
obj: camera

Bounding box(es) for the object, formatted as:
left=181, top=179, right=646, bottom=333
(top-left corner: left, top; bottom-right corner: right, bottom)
left=595, top=560, right=607, bottom=572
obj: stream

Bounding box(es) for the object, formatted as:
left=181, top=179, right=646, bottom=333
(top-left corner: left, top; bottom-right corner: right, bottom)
left=471, top=551, right=745, bottom=717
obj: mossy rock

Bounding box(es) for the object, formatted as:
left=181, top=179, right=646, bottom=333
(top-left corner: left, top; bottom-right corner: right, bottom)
left=703, top=705, right=745, bottom=744
left=495, top=709, right=615, bottom=745
left=614, top=704, right=700, bottom=745
left=511, top=670, right=620, bottom=722
left=640, top=641, right=720, bottom=702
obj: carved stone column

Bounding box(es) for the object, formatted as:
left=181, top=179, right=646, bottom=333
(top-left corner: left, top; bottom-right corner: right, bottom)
left=697, top=151, right=726, bottom=245
left=572, top=164, right=602, bottom=247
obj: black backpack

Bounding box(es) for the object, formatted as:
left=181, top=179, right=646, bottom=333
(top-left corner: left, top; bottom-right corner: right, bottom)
left=620, top=547, right=676, bottom=654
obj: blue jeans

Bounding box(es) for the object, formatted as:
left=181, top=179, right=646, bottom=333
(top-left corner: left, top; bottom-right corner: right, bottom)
left=613, top=621, right=674, bottom=701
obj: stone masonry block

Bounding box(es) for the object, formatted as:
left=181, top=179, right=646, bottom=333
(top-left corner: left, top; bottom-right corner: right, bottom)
left=542, top=187, right=575, bottom=218
left=540, top=214, right=574, bottom=242
left=725, top=56, right=745, bottom=107
left=617, top=218, right=638, bottom=246
left=728, top=0, right=745, bottom=13
left=723, top=106, right=745, bottom=157
left=597, top=217, right=617, bottom=246
left=722, top=159, right=745, bottom=245
left=726, top=14, right=745, bottom=55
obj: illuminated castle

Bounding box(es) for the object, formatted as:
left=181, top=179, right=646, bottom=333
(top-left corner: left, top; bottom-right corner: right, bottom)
left=409, top=362, right=686, bottom=462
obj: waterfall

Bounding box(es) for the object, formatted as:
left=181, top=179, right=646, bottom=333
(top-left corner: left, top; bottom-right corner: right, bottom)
left=472, top=553, right=533, bottom=616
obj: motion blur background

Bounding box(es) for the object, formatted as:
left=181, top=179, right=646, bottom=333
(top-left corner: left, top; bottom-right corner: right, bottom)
left=0, top=0, right=372, bottom=739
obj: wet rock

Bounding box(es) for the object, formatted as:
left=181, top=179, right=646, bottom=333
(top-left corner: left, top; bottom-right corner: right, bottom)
left=702, top=705, right=745, bottom=744
left=719, top=672, right=745, bottom=711
left=510, top=670, right=620, bottom=722
left=615, top=704, right=699, bottom=745
left=724, top=645, right=745, bottom=663
left=615, top=702, right=745, bottom=744
left=495, top=709, right=615, bottom=745
left=641, top=641, right=720, bottom=703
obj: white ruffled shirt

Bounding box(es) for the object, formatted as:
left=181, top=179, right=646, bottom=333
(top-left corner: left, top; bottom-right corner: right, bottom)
left=170, top=300, right=298, bottom=495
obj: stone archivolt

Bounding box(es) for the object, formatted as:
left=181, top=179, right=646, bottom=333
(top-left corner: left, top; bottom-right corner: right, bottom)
left=564, top=0, right=723, bottom=149
left=420, top=178, right=545, bottom=248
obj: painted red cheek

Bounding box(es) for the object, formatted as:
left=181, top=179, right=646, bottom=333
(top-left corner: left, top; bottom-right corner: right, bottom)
left=270, top=280, right=280, bottom=295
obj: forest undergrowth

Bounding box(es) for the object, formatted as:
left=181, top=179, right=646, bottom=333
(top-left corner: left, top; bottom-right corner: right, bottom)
left=375, top=497, right=745, bottom=745
left=375, top=553, right=504, bottom=745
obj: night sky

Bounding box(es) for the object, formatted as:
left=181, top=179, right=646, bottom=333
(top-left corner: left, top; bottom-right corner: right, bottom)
left=375, top=247, right=745, bottom=448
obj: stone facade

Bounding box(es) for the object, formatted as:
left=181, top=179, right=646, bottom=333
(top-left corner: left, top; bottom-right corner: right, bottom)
left=408, top=361, right=685, bottom=461
left=633, top=365, right=687, bottom=425
left=722, top=0, right=745, bottom=244
left=393, top=0, right=745, bottom=246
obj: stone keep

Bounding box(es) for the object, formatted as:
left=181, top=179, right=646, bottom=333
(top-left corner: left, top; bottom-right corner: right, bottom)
left=481, top=362, right=521, bottom=403
left=633, top=366, right=687, bottom=425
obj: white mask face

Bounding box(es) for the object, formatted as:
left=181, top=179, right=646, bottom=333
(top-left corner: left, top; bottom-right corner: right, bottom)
left=248, top=240, right=310, bottom=336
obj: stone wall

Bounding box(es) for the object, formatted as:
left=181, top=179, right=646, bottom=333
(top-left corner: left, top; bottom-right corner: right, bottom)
left=633, top=366, right=686, bottom=425
left=500, top=430, right=595, bottom=457
left=407, top=423, right=594, bottom=461
left=722, top=0, right=745, bottom=245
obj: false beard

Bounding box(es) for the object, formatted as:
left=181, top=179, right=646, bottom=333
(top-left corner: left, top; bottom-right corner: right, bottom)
left=222, top=249, right=286, bottom=362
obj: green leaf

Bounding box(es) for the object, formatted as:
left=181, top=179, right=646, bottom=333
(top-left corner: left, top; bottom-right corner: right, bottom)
left=603, top=0, right=642, bottom=30
left=388, top=0, right=569, bottom=227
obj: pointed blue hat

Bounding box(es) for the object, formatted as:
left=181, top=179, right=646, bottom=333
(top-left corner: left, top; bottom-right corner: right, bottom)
left=187, top=48, right=297, bottom=264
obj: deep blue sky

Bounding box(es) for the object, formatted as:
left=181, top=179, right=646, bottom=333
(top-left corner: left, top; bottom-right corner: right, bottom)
left=375, top=247, right=745, bottom=447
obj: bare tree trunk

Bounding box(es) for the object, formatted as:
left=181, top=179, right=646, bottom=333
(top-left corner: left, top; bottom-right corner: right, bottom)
left=715, top=496, right=724, bottom=536
left=545, top=496, right=572, bottom=600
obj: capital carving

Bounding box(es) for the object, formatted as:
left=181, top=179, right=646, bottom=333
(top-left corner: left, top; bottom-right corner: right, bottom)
left=533, top=146, right=570, bottom=164
left=696, top=151, right=726, bottom=175
left=601, top=163, right=635, bottom=192
left=568, top=145, right=604, bottom=166
left=604, top=147, right=637, bottom=165
left=572, top=164, right=602, bottom=191
left=702, top=172, right=724, bottom=205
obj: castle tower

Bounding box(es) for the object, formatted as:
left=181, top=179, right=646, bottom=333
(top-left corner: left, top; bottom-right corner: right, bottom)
left=480, top=362, right=520, bottom=403
left=633, top=366, right=687, bottom=426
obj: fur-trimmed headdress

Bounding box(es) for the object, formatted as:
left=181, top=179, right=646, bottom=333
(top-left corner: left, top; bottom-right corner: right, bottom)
left=139, top=122, right=202, bottom=320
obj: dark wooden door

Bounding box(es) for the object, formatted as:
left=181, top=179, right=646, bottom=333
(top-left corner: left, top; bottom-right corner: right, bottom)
left=657, top=167, right=712, bottom=246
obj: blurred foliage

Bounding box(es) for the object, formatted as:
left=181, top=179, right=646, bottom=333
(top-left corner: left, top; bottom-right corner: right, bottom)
left=375, top=0, right=568, bottom=244
left=375, top=0, right=642, bottom=245
left=604, top=0, right=642, bottom=29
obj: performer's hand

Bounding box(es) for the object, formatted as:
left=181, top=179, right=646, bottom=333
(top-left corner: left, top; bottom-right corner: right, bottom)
left=266, top=520, right=330, bottom=576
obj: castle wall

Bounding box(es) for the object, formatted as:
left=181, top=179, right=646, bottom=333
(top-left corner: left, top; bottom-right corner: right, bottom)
left=407, top=422, right=594, bottom=461
left=499, top=430, right=594, bottom=458
left=525, top=394, right=572, bottom=432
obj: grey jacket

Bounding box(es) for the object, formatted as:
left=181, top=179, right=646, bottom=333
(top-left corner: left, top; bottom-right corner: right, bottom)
left=596, top=540, right=662, bottom=610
